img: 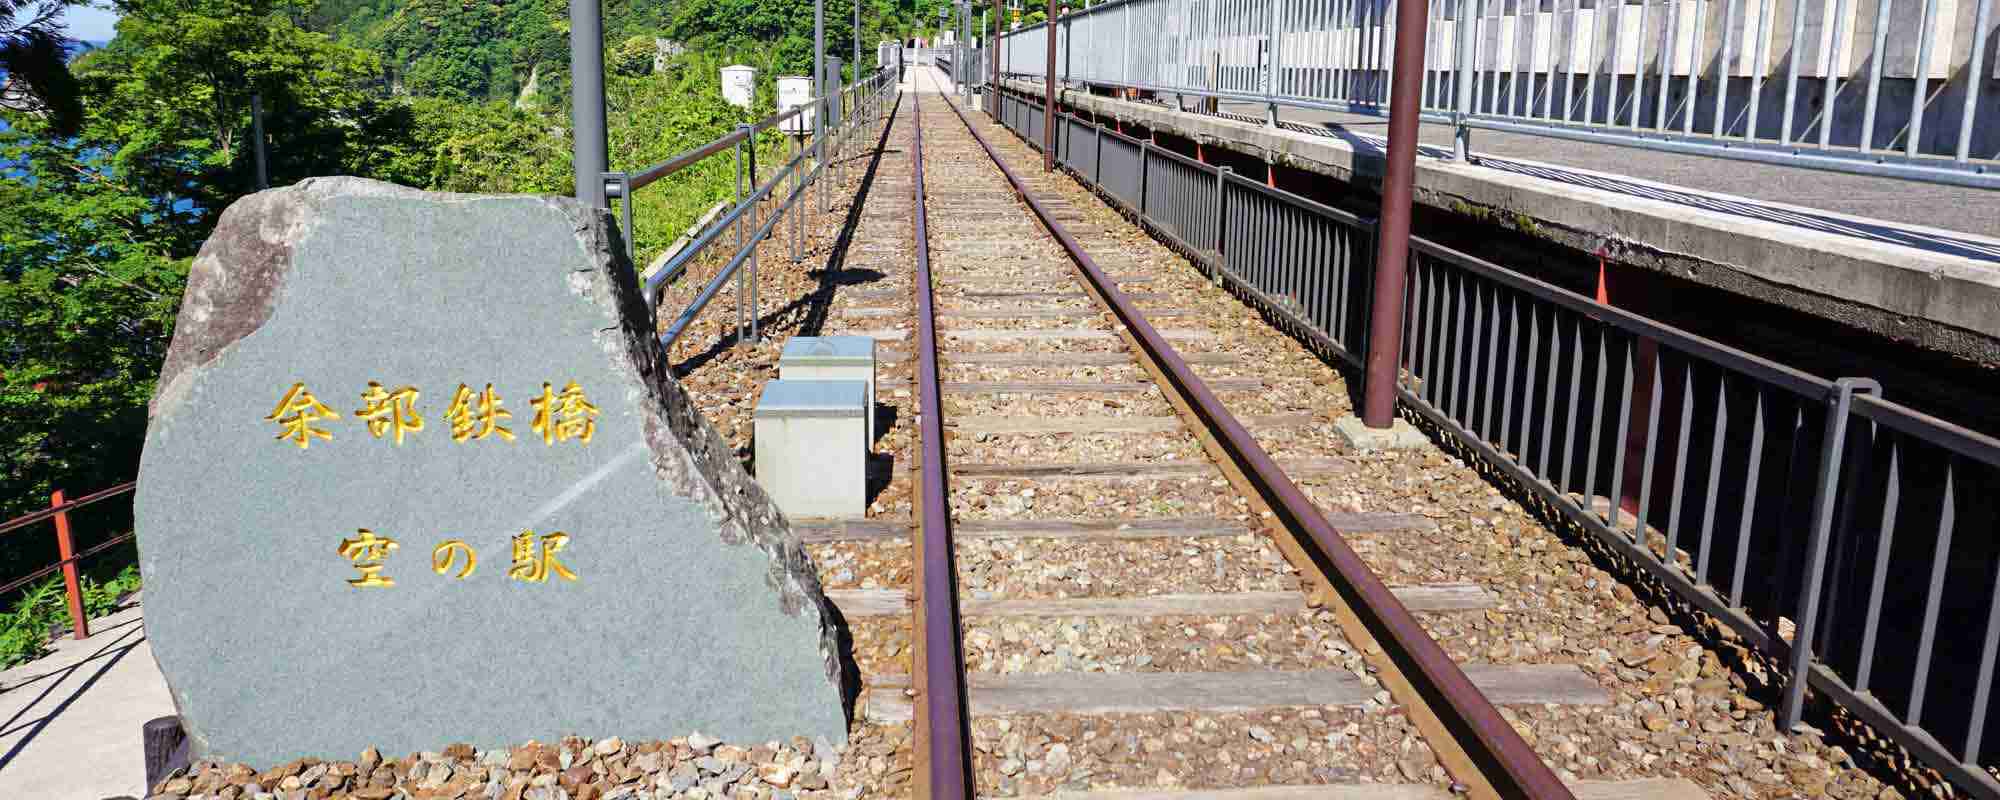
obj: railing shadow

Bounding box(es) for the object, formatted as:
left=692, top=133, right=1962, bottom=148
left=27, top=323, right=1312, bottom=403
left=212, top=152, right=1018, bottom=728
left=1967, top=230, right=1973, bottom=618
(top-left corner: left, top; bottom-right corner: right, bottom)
left=0, top=619, right=145, bottom=772
left=670, top=90, right=910, bottom=381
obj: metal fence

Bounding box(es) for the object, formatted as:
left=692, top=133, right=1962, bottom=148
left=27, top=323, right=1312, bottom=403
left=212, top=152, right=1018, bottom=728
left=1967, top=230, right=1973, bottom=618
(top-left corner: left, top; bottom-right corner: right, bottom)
left=602, top=68, right=899, bottom=350
left=999, top=0, right=2000, bottom=188
left=0, top=483, right=138, bottom=641
left=987, top=84, right=2000, bottom=798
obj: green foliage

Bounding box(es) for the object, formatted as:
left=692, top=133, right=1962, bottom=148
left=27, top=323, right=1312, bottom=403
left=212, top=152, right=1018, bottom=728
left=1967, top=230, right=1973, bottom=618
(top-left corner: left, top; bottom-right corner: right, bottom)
left=373, top=0, right=565, bottom=102
left=604, top=55, right=786, bottom=267
left=0, top=565, right=142, bottom=670
left=1, top=0, right=90, bottom=135
left=4, top=0, right=414, bottom=535
left=0, top=125, right=187, bottom=533
left=609, top=34, right=657, bottom=78
left=79, top=0, right=412, bottom=241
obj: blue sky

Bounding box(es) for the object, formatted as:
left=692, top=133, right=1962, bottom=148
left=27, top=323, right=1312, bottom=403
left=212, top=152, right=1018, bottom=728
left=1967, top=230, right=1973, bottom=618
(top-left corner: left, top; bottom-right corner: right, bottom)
left=12, top=2, right=120, bottom=42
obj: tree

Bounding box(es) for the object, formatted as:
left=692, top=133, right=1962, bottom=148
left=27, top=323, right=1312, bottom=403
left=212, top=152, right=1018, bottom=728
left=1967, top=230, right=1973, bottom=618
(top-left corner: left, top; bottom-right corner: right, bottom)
left=0, top=0, right=86, bottom=135
left=75, top=0, right=414, bottom=253
left=0, top=118, right=185, bottom=532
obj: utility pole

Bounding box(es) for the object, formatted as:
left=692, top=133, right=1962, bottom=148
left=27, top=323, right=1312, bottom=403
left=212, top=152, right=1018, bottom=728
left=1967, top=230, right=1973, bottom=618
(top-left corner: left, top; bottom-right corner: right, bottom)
left=962, top=1, right=974, bottom=104
left=1357, top=0, right=1433, bottom=433
left=1043, top=6, right=1058, bottom=171
left=569, top=0, right=608, bottom=208
left=990, top=0, right=1002, bottom=115
left=853, top=0, right=860, bottom=85
left=251, top=92, right=269, bottom=190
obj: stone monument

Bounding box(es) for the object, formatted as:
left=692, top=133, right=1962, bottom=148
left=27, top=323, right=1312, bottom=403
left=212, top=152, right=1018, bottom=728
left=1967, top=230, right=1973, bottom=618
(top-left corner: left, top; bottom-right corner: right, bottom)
left=135, top=177, right=853, bottom=766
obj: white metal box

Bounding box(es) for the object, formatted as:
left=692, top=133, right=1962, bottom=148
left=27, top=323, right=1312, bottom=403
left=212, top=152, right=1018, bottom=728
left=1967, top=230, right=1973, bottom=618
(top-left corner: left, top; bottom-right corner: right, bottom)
left=779, top=335, right=878, bottom=446
left=720, top=65, right=757, bottom=109
left=778, top=76, right=814, bottom=134
left=754, top=379, right=869, bottom=520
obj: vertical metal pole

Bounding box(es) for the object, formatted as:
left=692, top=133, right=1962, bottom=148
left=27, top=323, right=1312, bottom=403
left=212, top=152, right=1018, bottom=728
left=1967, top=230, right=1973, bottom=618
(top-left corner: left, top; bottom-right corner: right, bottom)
left=1267, top=0, right=1282, bottom=125
left=51, top=490, right=87, bottom=640
left=747, top=127, right=760, bottom=343
left=570, top=0, right=608, bottom=207
left=1213, top=165, right=1231, bottom=284
left=1138, top=139, right=1152, bottom=221
left=251, top=93, right=269, bottom=190
left=791, top=134, right=803, bottom=262
left=1045, top=7, right=1060, bottom=170
left=735, top=131, right=748, bottom=346
left=819, top=95, right=830, bottom=213
left=816, top=0, right=827, bottom=210
left=1781, top=377, right=1880, bottom=729
left=616, top=173, right=635, bottom=268
left=1360, top=0, right=1430, bottom=428
left=854, top=0, right=862, bottom=97
left=1450, top=0, right=1475, bottom=161
left=993, top=0, right=1006, bottom=115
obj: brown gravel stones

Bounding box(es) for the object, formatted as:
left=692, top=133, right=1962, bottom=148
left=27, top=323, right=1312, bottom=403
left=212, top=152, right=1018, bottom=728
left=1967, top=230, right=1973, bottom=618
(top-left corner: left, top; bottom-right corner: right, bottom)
left=148, top=730, right=905, bottom=800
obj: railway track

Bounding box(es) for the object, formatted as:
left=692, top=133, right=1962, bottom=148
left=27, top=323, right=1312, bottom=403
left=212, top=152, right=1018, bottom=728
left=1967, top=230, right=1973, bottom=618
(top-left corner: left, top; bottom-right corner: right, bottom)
left=799, top=68, right=1728, bottom=799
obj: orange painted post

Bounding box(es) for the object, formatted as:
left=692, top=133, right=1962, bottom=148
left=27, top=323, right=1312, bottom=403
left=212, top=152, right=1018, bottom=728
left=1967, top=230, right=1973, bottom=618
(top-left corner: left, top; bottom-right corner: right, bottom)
left=51, top=490, right=89, bottom=640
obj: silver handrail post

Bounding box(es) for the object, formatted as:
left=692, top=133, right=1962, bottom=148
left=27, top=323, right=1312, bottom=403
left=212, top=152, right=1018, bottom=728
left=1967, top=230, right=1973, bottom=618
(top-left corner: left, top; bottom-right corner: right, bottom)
left=791, top=134, right=804, bottom=263
left=747, top=125, right=761, bottom=344
left=734, top=126, right=749, bottom=346
left=1212, top=165, right=1231, bottom=284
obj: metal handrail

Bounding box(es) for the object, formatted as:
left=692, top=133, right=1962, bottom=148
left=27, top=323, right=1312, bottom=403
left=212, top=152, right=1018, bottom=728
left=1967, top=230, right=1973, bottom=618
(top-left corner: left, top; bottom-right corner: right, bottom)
left=0, top=482, right=138, bottom=638
left=0, top=481, right=135, bottom=536
left=625, top=67, right=900, bottom=350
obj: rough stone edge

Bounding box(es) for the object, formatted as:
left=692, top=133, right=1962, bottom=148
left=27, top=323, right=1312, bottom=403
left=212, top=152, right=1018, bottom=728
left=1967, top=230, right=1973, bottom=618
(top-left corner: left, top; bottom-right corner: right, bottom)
left=562, top=188, right=860, bottom=720
left=147, top=176, right=856, bottom=734
left=1008, top=79, right=2000, bottom=365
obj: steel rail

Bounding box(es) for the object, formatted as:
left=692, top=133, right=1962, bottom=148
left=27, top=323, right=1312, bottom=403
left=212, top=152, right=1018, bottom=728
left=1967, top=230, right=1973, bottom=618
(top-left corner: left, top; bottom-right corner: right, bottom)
left=909, top=86, right=975, bottom=800
left=932, top=72, right=1574, bottom=800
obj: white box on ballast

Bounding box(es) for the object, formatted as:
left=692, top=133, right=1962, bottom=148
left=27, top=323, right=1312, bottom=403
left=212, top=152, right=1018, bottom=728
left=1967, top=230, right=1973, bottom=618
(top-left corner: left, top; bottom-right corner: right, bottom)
left=779, top=336, right=878, bottom=446
left=754, top=379, right=869, bottom=519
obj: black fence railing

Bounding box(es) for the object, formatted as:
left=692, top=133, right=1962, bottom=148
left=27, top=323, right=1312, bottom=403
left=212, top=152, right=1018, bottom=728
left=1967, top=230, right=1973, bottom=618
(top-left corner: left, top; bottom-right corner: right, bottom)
left=987, top=85, right=2000, bottom=800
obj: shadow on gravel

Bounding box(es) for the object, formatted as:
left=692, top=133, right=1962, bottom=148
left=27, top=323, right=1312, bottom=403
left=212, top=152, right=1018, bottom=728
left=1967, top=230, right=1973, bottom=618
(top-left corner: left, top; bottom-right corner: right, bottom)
left=670, top=89, right=909, bottom=380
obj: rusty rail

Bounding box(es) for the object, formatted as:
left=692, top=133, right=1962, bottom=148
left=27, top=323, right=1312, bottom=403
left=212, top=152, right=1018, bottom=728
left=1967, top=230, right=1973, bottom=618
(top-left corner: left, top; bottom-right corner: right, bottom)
left=930, top=75, right=1575, bottom=800
left=909, top=87, right=975, bottom=799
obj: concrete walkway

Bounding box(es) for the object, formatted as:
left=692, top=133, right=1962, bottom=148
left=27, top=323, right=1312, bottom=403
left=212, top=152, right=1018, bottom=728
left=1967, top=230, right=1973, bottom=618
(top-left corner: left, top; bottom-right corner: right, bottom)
left=0, top=595, right=174, bottom=800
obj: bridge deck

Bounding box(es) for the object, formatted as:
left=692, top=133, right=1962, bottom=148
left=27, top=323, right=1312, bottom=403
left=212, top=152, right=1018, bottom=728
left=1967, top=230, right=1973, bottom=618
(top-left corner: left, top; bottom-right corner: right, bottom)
left=690, top=66, right=1897, bottom=798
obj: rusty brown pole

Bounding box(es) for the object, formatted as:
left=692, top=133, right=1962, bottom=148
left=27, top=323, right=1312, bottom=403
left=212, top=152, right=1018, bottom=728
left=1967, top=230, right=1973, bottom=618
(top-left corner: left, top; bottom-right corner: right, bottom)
left=51, top=490, right=88, bottom=640
left=1043, top=7, right=1060, bottom=170
left=991, top=0, right=1004, bottom=116
left=1360, top=0, right=1434, bottom=429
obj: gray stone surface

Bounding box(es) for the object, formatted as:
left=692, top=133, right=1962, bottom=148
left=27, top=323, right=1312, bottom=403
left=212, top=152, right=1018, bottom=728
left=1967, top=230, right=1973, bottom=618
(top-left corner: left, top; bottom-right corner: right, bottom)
left=135, top=177, right=852, bottom=767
